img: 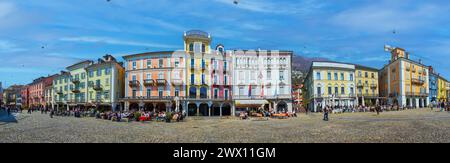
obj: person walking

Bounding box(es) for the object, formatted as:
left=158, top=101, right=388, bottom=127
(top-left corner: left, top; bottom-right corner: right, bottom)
left=6, top=107, right=10, bottom=116
left=50, top=109, right=54, bottom=118
left=323, top=106, right=329, bottom=121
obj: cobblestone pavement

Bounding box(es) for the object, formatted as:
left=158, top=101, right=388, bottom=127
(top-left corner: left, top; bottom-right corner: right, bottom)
left=1, top=109, right=449, bottom=143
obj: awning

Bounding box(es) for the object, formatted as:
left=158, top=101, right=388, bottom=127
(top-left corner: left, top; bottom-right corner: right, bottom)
left=235, top=100, right=269, bottom=107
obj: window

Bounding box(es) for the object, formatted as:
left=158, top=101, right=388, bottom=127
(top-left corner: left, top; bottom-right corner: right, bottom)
left=224, top=75, right=228, bottom=85
left=317, top=87, right=321, bottom=95
left=174, top=59, right=179, bottom=67
left=132, top=61, right=137, bottom=70
left=132, top=89, right=137, bottom=98
left=202, top=44, right=206, bottom=53
left=334, top=73, right=338, bottom=80
left=158, top=88, right=163, bottom=97
left=214, top=74, right=218, bottom=84
left=358, top=71, right=362, bottom=77
left=97, top=69, right=102, bottom=77
left=340, top=73, right=344, bottom=81
left=158, top=72, right=164, bottom=79
left=335, top=87, right=338, bottom=95
left=279, top=71, right=284, bottom=80
left=341, top=87, right=345, bottom=94
left=327, top=72, right=331, bottom=80
left=316, top=72, right=321, bottom=80
left=191, top=74, right=195, bottom=84
left=147, top=73, right=152, bottom=79
left=81, top=73, right=86, bottom=79
left=96, top=80, right=101, bottom=87
left=96, top=92, right=101, bottom=100
left=104, top=91, right=109, bottom=99
left=202, top=74, right=205, bottom=84
left=350, top=74, right=354, bottom=81
left=146, top=88, right=151, bottom=97
left=328, top=87, right=332, bottom=95
left=175, top=88, right=179, bottom=97
left=239, top=86, right=244, bottom=96
left=214, top=89, right=219, bottom=99
left=251, top=86, right=256, bottom=96
left=267, top=71, right=272, bottom=80
left=365, top=72, right=368, bottom=78
left=147, top=59, right=152, bottom=68
left=189, top=43, right=194, bottom=52
left=89, top=71, right=94, bottom=77
left=105, top=68, right=111, bottom=75
left=371, top=73, right=375, bottom=78
left=224, top=61, right=227, bottom=70
left=159, top=58, right=164, bottom=68
left=132, top=75, right=137, bottom=81
left=224, top=89, right=229, bottom=100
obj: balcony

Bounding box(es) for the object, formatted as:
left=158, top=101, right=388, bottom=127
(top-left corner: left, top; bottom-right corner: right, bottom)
left=70, top=87, right=80, bottom=93
left=357, top=83, right=364, bottom=88
left=56, top=90, right=63, bottom=94
left=143, top=79, right=155, bottom=86
left=370, top=84, right=377, bottom=89
left=171, top=79, right=183, bottom=86
left=156, top=79, right=167, bottom=86
left=93, top=84, right=102, bottom=91
left=129, top=80, right=140, bottom=87
left=406, top=92, right=429, bottom=97
left=411, top=78, right=425, bottom=85
left=72, top=78, right=80, bottom=84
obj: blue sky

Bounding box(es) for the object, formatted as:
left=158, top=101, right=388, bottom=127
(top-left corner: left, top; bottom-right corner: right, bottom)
left=1, top=0, right=450, bottom=87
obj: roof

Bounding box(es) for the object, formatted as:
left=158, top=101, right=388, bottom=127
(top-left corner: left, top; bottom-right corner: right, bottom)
left=122, top=51, right=176, bottom=59
left=66, top=60, right=93, bottom=70
left=184, top=30, right=210, bottom=39
left=355, top=64, right=379, bottom=72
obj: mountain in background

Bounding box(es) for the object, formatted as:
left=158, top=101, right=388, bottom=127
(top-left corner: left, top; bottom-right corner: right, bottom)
left=292, top=54, right=329, bottom=74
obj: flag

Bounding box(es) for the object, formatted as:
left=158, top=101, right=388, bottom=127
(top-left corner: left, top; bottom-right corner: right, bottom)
left=249, top=85, right=252, bottom=97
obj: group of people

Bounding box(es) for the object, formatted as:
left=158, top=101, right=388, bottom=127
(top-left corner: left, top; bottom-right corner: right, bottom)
left=431, top=101, right=450, bottom=112
left=96, top=110, right=186, bottom=123
left=239, top=109, right=298, bottom=120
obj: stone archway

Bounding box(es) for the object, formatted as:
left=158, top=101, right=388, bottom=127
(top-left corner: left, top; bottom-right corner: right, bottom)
left=277, top=101, right=288, bottom=113
left=199, top=103, right=209, bottom=116
left=188, top=103, right=197, bottom=116
left=212, top=103, right=221, bottom=116
left=222, top=103, right=232, bottom=116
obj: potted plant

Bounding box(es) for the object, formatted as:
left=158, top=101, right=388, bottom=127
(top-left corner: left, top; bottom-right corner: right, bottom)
left=165, top=112, right=173, bottom=123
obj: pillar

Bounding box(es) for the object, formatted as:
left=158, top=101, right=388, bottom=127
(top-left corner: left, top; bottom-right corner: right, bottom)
left=124, top=101, right=130, bottom=111
left=231, top=103, right=236, bottom=117
left=220, top=104, right=223, bottom=117
left=196, top=103, right=200, bottom=116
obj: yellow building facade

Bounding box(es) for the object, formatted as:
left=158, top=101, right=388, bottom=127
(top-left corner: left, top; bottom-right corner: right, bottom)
left=304, top=61, right=356, bottom=111
left=379, top=48, right=430, bottom=108
left=355, top=65, right=379, bottom=106
left=437, top=76, right=448, bottom=102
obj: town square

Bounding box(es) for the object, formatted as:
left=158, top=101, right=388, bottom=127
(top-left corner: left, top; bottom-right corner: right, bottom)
left=1, top=0, right=450, bottom=144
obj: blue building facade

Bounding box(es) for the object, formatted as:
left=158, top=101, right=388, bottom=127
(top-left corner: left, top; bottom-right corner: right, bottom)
left=429, top=68, right=438, bottom=105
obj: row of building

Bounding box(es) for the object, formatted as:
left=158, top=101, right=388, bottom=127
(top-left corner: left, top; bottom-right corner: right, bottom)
left=304, top=47, right=450, bottom=111
left=1, top=30, right=294, bottom=117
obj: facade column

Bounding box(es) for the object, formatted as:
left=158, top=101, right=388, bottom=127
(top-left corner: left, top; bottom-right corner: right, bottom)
left=124, top=101, right=129, bottom=111
left=220, top=104, right=223, bottom=117
left=208, top=103, right=212, bottom=117
left=196, top=103, right=200, bottom=116
left=231, top=103, right=236, bottom=117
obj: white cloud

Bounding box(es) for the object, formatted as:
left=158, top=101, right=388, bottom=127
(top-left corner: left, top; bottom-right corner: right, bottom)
left=60, top=36, right=179, bottom=49
left=331, top=1, right=447, bottom=32
left=212, top=0, right=324, bottom=15
left=0, top=1, right=15, bottom=19
left=0, top=40, right=26, bottom=53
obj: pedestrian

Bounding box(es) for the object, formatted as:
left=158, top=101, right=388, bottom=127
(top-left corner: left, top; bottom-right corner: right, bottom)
left=323, top=106, right=329, bottom=121
left=50, top=109, right=54, bottom=118
left=6, top=107, right=10, bottom=116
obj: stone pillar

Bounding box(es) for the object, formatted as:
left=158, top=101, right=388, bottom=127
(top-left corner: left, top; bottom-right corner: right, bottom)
left=220, top=105, right=223, bottom=117
left=208, top=103, right=212, bottom=117
left=231, top=103, right=236, bottom=117
left=124, top=101, right=130, bottom=111
left=196, top=103, right=200, bottom=116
